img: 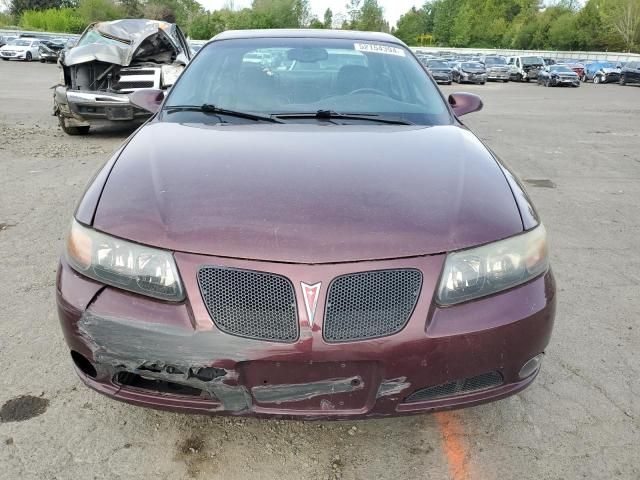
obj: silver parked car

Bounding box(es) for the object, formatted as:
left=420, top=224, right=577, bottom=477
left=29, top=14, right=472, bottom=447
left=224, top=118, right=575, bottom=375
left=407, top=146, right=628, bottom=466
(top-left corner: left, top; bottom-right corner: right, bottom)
left=54, top=19, right=192, bottom=135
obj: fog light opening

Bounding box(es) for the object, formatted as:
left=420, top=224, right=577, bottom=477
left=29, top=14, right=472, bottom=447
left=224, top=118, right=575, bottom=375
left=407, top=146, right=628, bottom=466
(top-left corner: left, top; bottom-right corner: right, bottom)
left=519, top=353, right=544, bottom=379
left=71, top=350, right=97, bottom=378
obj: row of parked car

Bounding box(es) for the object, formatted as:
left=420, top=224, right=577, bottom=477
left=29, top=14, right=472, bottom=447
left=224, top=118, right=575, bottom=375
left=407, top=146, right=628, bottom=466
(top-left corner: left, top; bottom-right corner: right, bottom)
left=0, top=33, right=76, bottom=62
left=415, top=51, right=640, bottom=87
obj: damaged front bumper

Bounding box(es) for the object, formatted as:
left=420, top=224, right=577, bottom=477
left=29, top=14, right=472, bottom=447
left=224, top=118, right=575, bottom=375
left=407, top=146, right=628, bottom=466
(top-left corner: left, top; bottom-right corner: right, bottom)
left=57, top=252, right=556, bottom=419
left=54, top=86, right=150, bottom=127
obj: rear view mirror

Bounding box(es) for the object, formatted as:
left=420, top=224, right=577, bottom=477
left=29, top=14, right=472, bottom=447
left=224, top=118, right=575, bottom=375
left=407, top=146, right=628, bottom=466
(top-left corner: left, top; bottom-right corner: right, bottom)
left=129, top=89, right=165, bottom=114
left=448, top=92, right=483, bottom=117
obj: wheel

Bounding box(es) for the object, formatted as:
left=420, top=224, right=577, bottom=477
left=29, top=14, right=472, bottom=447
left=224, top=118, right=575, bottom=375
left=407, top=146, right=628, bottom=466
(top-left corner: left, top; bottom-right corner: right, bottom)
left=525, top=77, right=530, bottom=83
left=619, top=75, right=626, bottom=86
left=480, top=81, right=486, bottom=85
left=40, top=59, right=45, bottom=63
left=25, top=51, right=32, bottom=62
left=580, top=74, right=586, bottom=82
left=58, top=115, right=90, bottom=135
left=517, top=73, right=523, bottom=82
left=2, top=58, right=9, bottom=61
left=593, top=74, right=601, bottom=84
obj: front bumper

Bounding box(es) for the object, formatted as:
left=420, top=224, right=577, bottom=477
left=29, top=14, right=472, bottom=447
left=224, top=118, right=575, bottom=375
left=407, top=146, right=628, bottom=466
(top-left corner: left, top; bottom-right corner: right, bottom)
left=54, top=86, right=150, bottom=127
left=460, top=74, right=487, bottom=84
left=57, top=252, right=556, bottom=419
left=487, top=70, right=510, bottom=80
left=1, top=50, right=27, bottom=59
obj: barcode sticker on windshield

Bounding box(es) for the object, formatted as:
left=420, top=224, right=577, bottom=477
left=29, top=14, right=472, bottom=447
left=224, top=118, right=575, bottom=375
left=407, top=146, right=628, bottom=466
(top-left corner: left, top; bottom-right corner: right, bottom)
left=354, top=43, right=406, bottom=57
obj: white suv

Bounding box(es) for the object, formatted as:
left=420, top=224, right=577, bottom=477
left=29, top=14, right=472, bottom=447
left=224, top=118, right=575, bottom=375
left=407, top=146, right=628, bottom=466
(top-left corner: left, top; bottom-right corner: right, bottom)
left=0, top=38, right=42, bottom=62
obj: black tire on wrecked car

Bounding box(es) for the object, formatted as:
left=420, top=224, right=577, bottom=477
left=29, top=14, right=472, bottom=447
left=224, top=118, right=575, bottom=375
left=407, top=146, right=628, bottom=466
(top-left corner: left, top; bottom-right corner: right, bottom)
left=58, top=116, right=90, bottom=136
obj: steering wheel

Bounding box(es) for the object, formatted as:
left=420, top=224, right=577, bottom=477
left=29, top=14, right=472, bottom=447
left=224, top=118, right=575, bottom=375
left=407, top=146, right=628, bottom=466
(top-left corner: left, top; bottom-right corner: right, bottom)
left=349, top=88, right=387, bottom=96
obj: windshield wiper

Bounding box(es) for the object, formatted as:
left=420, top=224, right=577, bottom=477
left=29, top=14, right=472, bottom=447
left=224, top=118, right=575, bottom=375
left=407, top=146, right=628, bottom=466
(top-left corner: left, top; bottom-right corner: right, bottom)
left=164, top=104, right=283, bottom=123
left=273, top=110, right=414, bottom=125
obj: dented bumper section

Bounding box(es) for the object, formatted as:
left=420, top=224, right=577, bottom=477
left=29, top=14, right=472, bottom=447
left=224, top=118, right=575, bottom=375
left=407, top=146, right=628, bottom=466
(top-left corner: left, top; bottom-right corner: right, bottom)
left=56, top=254, right=556, bottom=419
left=54, top=86, right=150, bottom=126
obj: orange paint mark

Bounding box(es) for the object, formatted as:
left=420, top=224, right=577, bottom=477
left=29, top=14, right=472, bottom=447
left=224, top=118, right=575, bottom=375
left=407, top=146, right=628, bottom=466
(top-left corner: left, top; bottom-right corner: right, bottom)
left=435, top=411, right=472, bottom=480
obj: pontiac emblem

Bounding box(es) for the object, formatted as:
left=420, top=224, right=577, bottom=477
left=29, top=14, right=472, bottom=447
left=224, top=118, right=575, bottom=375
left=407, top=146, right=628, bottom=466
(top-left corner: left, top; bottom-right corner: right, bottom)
left=301, top=282, right=321, bottom=326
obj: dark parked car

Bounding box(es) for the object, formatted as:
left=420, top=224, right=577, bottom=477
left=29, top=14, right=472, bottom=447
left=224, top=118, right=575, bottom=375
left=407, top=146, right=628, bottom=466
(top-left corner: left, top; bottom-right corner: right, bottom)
left=57, top=29, right=555, bottom=419
left=619, top=61, right=640, bottom=85
left=425, top=59, right=452, bottom=84
left=537, top=65, right=580, bottom=87
left=582, top=61, right=621, bottom=83
left=452, top=61, right=487, bottom=84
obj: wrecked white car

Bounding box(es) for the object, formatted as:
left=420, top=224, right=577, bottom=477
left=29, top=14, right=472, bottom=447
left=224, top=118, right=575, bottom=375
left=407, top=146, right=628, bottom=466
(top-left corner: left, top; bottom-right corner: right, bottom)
left=54, top=19, right=191, bottom=135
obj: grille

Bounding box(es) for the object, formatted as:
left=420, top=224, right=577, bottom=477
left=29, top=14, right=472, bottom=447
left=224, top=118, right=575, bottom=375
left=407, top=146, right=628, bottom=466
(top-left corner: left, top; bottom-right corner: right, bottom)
left=404, top=371, right=504, bottom=403
left=117, top=80, right=154, bottom=89
left=323, top=269, right=422, bottom=342
left=198, top=266, right=298, bottom=342
left=120, top=69, right=156, bottom=76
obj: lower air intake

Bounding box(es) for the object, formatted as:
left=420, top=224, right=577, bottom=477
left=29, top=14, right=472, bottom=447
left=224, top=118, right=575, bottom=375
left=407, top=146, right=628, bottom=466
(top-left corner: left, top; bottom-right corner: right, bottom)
left=404, top=371, right=504, bottom=403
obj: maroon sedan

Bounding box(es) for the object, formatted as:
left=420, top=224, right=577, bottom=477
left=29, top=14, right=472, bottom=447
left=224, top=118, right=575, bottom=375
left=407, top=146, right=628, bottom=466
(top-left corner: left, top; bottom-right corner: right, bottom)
left=57, top=29, right=555, bottom=419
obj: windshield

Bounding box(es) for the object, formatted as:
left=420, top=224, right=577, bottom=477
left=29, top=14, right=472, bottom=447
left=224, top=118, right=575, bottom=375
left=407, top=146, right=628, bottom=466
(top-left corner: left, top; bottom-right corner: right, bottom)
left=165, top=37, right=450, bottom=125
left=552, top=66, right=573, bottom=73
left=13, top=40, right=32, bottom=47
left=427, top=60, right=449, bottom=68
left=484, top=57, right=506, bottom=65
left=77, top=30, right=127, bottom=47
left=461, top=62, right=482, bottom=69
left=522, top=56, right=544, bottom=65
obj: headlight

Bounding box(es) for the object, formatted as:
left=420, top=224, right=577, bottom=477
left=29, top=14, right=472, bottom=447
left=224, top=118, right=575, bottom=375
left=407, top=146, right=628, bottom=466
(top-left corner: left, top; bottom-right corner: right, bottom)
left=161, top=64, right=184, bottom=88
left=66, top=220, right=184, bottom=301
left=436, top=225, right=549, bottom=305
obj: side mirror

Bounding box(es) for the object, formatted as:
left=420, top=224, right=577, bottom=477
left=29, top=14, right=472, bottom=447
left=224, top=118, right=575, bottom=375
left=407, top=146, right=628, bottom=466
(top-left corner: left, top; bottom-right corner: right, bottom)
left=448, top=92, right=483, bottom=117
left=129, top=89, right=164, bottom=114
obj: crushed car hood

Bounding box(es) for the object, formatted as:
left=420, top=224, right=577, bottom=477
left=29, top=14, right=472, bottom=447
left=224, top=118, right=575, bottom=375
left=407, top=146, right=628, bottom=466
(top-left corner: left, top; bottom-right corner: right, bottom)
left=92, top=123, right=524, bottom=263
left=62, top=19, right=176, bottom=66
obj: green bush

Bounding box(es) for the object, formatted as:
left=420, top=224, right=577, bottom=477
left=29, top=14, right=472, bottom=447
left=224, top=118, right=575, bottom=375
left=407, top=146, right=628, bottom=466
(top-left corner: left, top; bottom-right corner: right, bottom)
left=20, top=8, right=86, bottom=33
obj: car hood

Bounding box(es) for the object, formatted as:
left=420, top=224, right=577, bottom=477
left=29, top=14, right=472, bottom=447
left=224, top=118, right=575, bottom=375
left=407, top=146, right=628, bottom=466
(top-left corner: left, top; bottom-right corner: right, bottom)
left=1, top=45, right=28, bottom=51
left=92, top=122, right=524, bottom=263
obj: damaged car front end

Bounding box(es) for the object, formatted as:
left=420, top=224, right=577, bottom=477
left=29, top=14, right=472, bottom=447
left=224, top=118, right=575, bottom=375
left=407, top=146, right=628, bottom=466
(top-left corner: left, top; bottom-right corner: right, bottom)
left=54, top=19, right=191, bottom=135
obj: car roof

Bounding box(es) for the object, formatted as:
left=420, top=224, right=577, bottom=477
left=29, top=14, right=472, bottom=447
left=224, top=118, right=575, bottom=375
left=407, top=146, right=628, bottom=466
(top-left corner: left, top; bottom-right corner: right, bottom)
left=212, top=29, right=405, bottom=46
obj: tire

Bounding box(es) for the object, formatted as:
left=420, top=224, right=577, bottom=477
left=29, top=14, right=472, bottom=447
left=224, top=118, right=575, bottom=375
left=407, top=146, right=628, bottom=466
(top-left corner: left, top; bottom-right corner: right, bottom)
left=25, top=51, right=32, bottom=62
left=525, top=77, right=530, bottom=83
left=2, top=58, right=9, bottom=61
left=58, top=116, right=90, bottom=136
left=619, top=75, right=626, bottom=86
left=580, top=74, right=586, bottom=82
left=40, top=59, right=45, bottom=63
left=517, top=73, right=523, bottom=82
left=480, top=81, right=486, bottom=85
left=594, top=74, right=601, bottom=84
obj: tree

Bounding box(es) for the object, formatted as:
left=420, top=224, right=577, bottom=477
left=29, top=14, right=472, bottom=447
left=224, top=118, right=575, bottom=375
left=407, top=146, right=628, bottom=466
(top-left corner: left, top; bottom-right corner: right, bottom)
left=394, top=7, right=429, bottom=45
left=11, top=0, right=61, bottom=16
left=358, top=0, right=386, bottom=31
left=77, top=0, right=120, bottom=23
left=608, top=0, right=640, bottom=51
left=324, top=7, right=332, bottom=28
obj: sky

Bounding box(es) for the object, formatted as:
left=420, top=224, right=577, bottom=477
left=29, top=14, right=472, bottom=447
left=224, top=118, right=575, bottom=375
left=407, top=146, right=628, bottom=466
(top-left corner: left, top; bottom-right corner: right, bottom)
left=198, top=1, right=424, bottom=28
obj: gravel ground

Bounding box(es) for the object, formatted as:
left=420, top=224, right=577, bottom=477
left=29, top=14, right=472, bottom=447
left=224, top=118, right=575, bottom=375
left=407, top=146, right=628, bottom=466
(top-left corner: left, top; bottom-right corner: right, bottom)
left=0, top=60, right=639, bottom=480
